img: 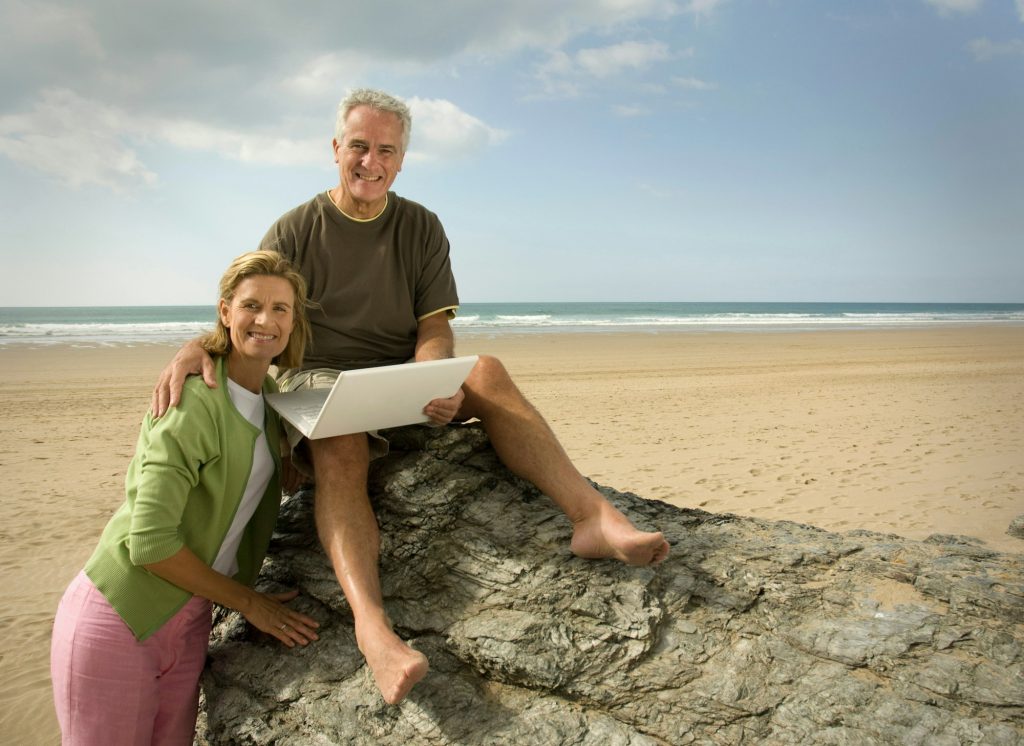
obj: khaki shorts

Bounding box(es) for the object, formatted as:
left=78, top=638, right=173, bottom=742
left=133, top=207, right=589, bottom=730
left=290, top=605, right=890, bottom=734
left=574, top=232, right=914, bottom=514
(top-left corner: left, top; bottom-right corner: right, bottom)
left=275, top=367, right=391, bottom=479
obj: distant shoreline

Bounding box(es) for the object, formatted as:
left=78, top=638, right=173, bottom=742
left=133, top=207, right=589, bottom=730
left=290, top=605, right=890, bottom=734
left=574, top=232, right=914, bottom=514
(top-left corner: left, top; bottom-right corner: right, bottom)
left=3, top=322, right=1024, bottom=350
left=2, top=301, right=1022, bottom=345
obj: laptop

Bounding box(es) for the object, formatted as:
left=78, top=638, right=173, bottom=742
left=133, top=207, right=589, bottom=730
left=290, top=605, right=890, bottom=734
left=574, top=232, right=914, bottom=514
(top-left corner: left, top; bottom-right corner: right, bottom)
left=265, top=355, right=479, bottom=439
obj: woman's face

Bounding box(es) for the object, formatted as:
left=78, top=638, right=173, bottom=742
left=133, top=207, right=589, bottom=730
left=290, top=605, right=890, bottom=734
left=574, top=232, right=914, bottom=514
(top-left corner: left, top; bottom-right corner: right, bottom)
left=218, top=275, right=295, bottom=364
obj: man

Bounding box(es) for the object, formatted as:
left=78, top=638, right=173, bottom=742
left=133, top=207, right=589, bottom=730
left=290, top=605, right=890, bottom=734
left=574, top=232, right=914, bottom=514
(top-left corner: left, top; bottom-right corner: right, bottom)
left=153, top=88, right=669, bottom=706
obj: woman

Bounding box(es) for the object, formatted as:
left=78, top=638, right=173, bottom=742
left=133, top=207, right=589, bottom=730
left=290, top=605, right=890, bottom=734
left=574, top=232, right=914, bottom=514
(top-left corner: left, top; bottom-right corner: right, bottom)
left=51, top=250, right=320, bottom=745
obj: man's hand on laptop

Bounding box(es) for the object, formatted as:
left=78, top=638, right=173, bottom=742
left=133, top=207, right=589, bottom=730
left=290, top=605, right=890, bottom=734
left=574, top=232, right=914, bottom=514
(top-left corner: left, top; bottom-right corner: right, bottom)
left=151, top=340, right=217, bottom=418
left=423, top=387, right=465, bottom=426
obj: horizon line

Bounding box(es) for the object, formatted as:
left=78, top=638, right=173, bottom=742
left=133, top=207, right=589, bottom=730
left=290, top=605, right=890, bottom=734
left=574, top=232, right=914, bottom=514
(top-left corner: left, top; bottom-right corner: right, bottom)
left=3, top=300, right=1024, bottom=310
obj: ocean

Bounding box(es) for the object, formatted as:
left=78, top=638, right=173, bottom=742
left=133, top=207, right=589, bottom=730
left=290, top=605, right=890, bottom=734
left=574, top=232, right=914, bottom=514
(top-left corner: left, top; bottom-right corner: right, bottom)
left=1, top=302, right=1023, bottom=346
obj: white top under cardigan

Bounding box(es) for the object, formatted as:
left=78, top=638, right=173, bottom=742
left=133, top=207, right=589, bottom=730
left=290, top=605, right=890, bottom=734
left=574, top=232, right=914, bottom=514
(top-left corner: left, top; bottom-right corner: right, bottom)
left=212, top=379, right=275, bottom=577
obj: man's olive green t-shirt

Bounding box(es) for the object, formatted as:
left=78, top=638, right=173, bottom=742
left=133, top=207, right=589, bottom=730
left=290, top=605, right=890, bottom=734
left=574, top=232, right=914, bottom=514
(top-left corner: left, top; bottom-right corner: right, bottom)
left=260, top=191, right=459, bottom=370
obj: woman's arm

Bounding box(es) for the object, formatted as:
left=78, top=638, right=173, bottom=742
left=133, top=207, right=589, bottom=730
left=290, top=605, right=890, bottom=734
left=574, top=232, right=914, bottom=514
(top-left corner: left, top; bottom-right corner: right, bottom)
left=145, top=546, right=319, bottom=648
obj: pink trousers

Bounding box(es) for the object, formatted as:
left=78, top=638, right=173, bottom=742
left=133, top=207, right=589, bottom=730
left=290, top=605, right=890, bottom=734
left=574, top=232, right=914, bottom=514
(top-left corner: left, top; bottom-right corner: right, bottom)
left=50, top=571, right=213, bottom=746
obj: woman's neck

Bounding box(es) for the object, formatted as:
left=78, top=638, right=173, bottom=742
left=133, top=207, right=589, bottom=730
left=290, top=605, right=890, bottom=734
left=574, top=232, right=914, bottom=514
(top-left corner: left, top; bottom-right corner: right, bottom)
left=224, top=353, right=269, bottom=394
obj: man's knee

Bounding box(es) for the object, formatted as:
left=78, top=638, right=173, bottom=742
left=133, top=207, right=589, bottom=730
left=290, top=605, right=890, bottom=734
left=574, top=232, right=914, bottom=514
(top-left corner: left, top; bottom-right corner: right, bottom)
left=461, top=354, right=529, bottom=420
left=466, top=354, right=512, bottom=394
left=309, top=432, right=371, bottom=481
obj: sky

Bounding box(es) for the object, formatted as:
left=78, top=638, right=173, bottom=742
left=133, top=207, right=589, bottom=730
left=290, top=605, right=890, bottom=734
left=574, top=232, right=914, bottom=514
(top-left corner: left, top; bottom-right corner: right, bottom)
left=1, top=0, right=1022, bottom=306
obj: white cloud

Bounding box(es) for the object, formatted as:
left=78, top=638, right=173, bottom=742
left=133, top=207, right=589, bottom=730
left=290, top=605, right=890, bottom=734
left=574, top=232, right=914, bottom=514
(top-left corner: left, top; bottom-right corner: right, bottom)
left=453, top=0, right=684, bottom=55
left=535, top=40, right=676, bottom=97
left=277, top=50, right=434, bottom=101
left=278, top=52, right=375, bottom=100
left=923, top=0, right=983, bottom=16
left=968, top=37, right=1024, bottom=59
left=613, top=104, right=650, bottom=117
left=0, top=0, right=104, bottom=58
left=0, top=1, right=719, bottom=187
left=673, top=75, right=717, bottom=90
left=0, top=88, right=329, bottom=190
left=534, top=52, right=585, bottom=98
left=0, top=87, right=511, bottom=188
left=405, top=97, right=509, bottom=161
left=153, top=119, right=325, bottom=167
left=2, top=1, right=698, bottom=110
left=576, top=40, right=674, bottom=77
left=1017, top=0, right=1024, bottom=21
left=0, top=89, right=155, bottom=191
left=683, top=0, right=727, bottom=21
left=0, top=1, right=724, bottom=142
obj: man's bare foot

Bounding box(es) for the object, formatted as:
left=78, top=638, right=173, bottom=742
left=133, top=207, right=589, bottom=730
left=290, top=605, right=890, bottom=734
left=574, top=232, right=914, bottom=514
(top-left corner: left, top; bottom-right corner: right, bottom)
left=570, top=502, right=670, bottom=566
left=356, top=622, right=429, bottom=704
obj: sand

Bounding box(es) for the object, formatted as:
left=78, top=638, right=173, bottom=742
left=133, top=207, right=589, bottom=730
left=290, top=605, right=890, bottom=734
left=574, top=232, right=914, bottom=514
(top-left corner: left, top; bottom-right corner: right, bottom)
left=2, top=326, right=1022, bottom=743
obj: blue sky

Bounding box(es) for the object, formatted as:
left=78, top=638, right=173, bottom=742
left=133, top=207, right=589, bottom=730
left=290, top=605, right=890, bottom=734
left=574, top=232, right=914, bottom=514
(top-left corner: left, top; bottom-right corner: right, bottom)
left=1, top=0, right=1022, bottom=306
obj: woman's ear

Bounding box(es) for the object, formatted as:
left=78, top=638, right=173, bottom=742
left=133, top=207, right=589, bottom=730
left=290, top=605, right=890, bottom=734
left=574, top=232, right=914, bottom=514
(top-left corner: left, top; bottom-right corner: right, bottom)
left=218, top=298, right=231, bottom=328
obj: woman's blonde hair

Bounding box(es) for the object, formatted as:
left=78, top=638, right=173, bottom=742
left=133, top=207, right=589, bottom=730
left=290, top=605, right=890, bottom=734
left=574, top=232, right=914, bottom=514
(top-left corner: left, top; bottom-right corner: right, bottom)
left=200, top=250, right=312, bottom=369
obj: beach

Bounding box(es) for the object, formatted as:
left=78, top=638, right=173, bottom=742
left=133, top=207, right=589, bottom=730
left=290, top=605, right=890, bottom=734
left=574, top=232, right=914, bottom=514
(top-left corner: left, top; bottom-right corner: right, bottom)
left=2, top=326, right=1023, bottom=743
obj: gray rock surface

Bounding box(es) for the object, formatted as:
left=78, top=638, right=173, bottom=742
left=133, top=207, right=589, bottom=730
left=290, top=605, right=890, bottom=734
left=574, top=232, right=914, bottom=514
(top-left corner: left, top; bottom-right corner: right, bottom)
left=198, top=424, right=1024, bottom=745
left=1009, top=515, right=1024, bottom=540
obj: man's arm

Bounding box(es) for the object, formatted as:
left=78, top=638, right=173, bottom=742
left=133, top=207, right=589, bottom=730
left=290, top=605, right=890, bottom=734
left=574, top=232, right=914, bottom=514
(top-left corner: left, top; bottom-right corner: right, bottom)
left=151, top=339, right=217, bottom=417
left=414, top=310, right=455, bottom=362
left=149, top=215, right=291, bottom=418
left=415, top=311, right=465, bottom=424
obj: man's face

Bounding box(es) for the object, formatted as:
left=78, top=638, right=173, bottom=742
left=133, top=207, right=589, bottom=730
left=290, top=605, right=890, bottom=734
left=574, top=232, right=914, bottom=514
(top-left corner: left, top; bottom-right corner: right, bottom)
left=333, top=105, right=406, bottom=216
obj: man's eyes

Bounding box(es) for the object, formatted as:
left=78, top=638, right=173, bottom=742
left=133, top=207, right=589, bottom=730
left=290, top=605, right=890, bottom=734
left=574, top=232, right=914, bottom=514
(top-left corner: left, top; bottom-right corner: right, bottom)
left=348, top=143, right=395, bottom=156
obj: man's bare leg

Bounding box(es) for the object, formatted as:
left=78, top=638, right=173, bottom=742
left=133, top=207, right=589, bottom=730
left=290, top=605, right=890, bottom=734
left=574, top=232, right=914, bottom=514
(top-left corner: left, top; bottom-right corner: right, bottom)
left=459, top=356, right=670, bottom=566
left=309, top=434, right=428, bottom=704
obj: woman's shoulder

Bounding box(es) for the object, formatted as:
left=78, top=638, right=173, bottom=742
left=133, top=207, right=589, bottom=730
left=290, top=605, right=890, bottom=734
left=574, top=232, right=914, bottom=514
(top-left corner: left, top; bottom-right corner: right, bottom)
left=175, top=363, right=230, bottom=415
left=140, top=373, right=225, bottom=447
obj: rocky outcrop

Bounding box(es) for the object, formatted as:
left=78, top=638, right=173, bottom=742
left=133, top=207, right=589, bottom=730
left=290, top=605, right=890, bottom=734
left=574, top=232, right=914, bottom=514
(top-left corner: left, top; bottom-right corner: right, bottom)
left=1009, top=515, right=1024, bottom=540
left=198, top=424, right=1023, bottom=745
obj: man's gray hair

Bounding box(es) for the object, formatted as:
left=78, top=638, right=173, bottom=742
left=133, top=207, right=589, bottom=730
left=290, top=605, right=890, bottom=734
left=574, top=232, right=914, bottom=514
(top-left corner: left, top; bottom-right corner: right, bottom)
left=336, top=88, right=412, bottom=153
